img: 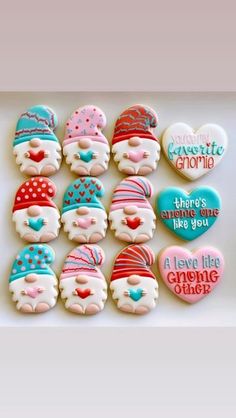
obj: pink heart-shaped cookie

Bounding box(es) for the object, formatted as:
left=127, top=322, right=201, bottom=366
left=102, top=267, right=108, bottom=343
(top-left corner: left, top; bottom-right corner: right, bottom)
left=77, top=218, right=93, bottom=229
left=25, top=287, right=40, bottom=298
left=158, top=246, right=224, bottom=303
left=128, top=150, right=145, bottom=163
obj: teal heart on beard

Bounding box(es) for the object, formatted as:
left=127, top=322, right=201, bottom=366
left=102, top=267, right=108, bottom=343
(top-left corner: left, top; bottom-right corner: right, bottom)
left=28, top=218, right=44, bottom=231
left=129, top=288, right=143, bottom=302
left=79, top=150, right=94, bottom=163
left=156, top=186, right=221, bottom=241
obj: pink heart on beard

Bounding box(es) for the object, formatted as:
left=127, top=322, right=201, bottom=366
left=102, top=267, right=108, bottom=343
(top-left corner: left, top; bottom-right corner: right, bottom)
left=158, top=246, right=224, bottom=303
left=76, top=218, right=93, bottom=229
left=127, top=150, right=145, bottom=163
left=25, top=287, right=41, bottom=298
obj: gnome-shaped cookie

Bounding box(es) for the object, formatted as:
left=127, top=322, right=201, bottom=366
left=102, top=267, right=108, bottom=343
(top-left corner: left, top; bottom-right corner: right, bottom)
left=61, top=177, right=107, bottom=243
left=13, top=105, right=61, bottom=176
left=12, top=177, right=60, bottom=243
left=112, top=104, right=160, bottom=175
left=9, top=244, right=58, bottom=313
left=110, top=244, right=158, bottom=314
left=109, top=176, right=156, bottom=243
left=60, top=244, right=107, bottom=314
left=63, top=105, right=110, bottom=176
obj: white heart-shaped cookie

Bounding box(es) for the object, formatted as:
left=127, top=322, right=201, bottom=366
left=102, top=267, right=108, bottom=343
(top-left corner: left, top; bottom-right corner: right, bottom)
left=162, top=123, right=228, bottom=180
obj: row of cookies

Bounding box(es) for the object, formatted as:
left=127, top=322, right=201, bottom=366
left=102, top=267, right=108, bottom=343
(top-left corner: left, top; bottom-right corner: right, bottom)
left=9, top=243, right=224, bottom=314
left=12, top=176, right=221, bottom=244
left=13, top=104, right=227, bottom=179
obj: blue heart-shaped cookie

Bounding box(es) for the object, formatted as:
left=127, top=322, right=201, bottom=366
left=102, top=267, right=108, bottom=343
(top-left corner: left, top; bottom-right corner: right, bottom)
left=156, top=187, right=221, bottom=241
left=79, top=150, right=94, bottom=163
left=129, top=288, right=143, bottom=302
left=28, top=218, right=44, bottom=231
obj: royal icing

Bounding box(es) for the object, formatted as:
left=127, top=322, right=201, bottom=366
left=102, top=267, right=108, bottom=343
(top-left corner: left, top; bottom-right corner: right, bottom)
left=63, top=105, right=110, bottom=176
left=13, top=105, right=61, bottom=176
left=162, top=123, right=227, bottom=180
left=9, top=244, right=58, bottom=313
left=112, top=104, right=160, bottom=175
left=60, top=245, right=107, bottom=314
left=12, top=177, right=60, bottom=243
left=110, top=244, right=158, bottom=314
left=61, top=177, right=107, bottom=243
left=156, top=186, right=221, bottom=240
left=158, top=246, right=224, bottom=303
left=109, top=176, right=156, bottom=243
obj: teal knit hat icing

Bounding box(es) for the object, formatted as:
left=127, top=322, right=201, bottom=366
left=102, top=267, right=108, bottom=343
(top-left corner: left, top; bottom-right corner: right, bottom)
left=13, top=105, right=59, bottom=147
left=62, top=177, right=105, bottom=214
left=9, top=244, right=55, bottom=283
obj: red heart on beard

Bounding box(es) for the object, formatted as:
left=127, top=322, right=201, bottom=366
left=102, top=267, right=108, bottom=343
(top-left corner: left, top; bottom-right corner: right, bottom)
left=79, top=191, right=85, bottom=196
left=126, top=217, right=141, bottom=229
left=68, top=191, right=73, bottom=197
left=28, top=150, right=45, bottom=163
left=75, top=288, right=91, bottom=299
left=74, top=184, right=80, bottom=189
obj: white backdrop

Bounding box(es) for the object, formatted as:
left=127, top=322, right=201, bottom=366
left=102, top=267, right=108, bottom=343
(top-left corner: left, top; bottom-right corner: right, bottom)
left=1, top=92, right=235, bottom=326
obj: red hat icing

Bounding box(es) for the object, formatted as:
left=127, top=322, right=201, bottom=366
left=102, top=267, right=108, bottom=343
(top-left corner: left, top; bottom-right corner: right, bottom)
left=112, top=104, right=158, bottom=145
left=12, top=177, right=57, bottom=212
left=111, top=244, right=155, bottom=281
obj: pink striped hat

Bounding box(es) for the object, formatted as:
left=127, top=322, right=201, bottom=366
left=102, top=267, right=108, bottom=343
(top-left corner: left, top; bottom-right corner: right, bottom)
left=60, top=245, right=105, bottom=280
left=110, top=176, right=153, bottom=211
left=63, top=105, right=108, bottom=146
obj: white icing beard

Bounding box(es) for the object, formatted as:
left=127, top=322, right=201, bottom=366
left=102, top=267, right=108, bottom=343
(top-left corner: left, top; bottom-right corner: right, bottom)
left=112, top=138, right=160, bottom=173
left=61, top=207, right=108, bottom=242
left=60, top=276, right=107, bottom=312
left=110, top=276, right=158, bottom=311
left=13, top=207, right=60, bottom=241
left=9, top=274, right=58, bottom=311
left=109, top=208, right=156, bottom=241
left=14, top=140, right=61, bottom=174
left=63, top=142, right=110, bottom=173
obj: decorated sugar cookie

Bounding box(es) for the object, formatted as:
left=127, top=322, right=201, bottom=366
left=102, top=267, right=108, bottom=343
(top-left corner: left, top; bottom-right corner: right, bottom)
left=9, top=244, right=58, bottom=313
left=60, top=244, right=107, bottom=314
left=13, top=105, right=61, bottom=176
left=158, top=246, right=224, bottom=303
left=109, top=176, right=156, bottom=243
left=61, top=177, right=107, bottom=243
left=162, top=123, right=228, bottom=180
left=63, top=105, right=110, bottom=176
left=112, top=104, right=160, bottom=175
left=110, top=244, right=158, bottom=314
left=156, top=186, right=221, bottom=241
left=12, top=177, right=60, bottom=243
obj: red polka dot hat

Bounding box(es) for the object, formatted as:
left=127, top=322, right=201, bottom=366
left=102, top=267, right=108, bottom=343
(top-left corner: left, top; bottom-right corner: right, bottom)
left=12, top=177, right=57, bottom=212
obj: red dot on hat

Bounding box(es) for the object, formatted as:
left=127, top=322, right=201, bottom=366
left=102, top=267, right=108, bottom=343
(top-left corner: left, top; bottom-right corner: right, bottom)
left=86, top=119, right=89, bottom=122
left=75, top=111, right=78, bottom=114
left=75, top=126, right=79, bottom=129
left=17, top=260, right=22, bottom=265
left=37, top=261, right=41, bottom=265
left=38, top=250, right=42, bottom=255
left=29, top=247, right=34, bottom=251
left=29, top=259, right=32, bottom=263
left=69, top=135, right=72, bottom=138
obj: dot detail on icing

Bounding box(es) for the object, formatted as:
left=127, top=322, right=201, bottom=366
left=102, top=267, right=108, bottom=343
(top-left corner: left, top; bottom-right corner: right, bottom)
left=33, top=182, right=37, bottom=186
left=29, top=188, right=33, bottom=192
left=26, top=182, right=29, bottom=186
left=37, top=188, right=41, bottom=192
left=42, top=183, right=46, bottom=188
left=21, top=188, right=25, bottom=193
left=32, top=193, right=37, bottom=198
left=30, top=264, right=35, bottom=269
left=21, top=266, right=26, bottom=272
left=17, top=197, right=21, bottom=201
left=25, top=254, right=30, bottom=259
left=25, top=195, right=29, bottom=199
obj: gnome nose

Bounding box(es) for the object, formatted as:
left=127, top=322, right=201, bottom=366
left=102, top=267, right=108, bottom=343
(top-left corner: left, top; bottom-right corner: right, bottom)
left=76, top=207, right=90, bottom=215
left=25, top=274, right=38, bottom=283
left=76, top=276, right=88, bottom=284
left=29, top=138, right=41, bottom=147
left=127, top=275, right=141, bottom=285
left=124, top=205, right=138, bottom=215
left=128, top=137, right=142, bottom=146
left=78, top=138, right=92, bottom=149
left=27, top=205, right=42, bottom=217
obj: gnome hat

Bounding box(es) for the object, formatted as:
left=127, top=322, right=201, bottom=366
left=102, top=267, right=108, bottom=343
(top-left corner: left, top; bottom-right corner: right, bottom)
left=60, top=244, right=105, bottom=280
left=111, top=244, right=155, bottom=281
left=110, top=176, right=153, bottom=212
left=13, top=105, right=59, bottom=147
left=112, top=104, right=158, bottom=145
left=62, top=177, right=105, bottom=214
left=63, top=105, right=108, bottom=146
left=9, top=244, right=55, bottom=283
left=12, top=177, right=57, bottom=212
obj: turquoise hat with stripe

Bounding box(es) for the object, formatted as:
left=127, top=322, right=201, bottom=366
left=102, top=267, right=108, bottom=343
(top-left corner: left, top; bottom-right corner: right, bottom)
left=13, top=105, right=59, bottom=147
left=62, top=177, right=105, bottom=214
left=9, top=244, right=55, bottom=283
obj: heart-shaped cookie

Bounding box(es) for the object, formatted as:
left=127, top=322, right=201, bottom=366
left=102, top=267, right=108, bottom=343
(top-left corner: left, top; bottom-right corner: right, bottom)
left=156, top=187, right=221, bottom=241
left=28, top=150, right=46, bottom=163
left=128, top=288, right=143, bottom=301
left=158, top=246, right=224, bottom=303
left=126, top=217, right=141, bottom=230
left=162, top=123, right=227, bottom=180
left=79, top=150, right=94, bottom=163
left=28, top=217, right=45, bottom=231
left=75, top=288, right=92, bottom=299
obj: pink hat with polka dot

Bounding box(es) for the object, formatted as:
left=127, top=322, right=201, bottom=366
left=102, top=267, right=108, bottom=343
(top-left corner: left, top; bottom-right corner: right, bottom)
left=12, top=177, right=57, bottom=212
left=63, top=105, right=108, bottom=146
